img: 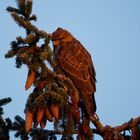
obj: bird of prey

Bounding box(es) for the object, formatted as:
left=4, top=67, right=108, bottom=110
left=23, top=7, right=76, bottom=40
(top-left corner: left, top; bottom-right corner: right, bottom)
left=52, top=28, right=97, bottom=120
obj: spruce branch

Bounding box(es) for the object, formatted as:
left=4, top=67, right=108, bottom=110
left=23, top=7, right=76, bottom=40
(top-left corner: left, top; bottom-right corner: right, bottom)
left=25, top=0, right=32, bottom=18
left=10, top=12, right=51, bottom=39
left=0, top=98, right=12, bottom=107
left=114, top=116, right=140, bottom=132
left=26, top=115, right=140, bottom=138
left=16, top=0, right=26, bottom=14
left=29, top=14, right=37, bottom=21
left=5, top=1, right=140, bottom=139
left=6, top=6, right=21, bottom=14
left=90, top=114, right=104, bottom=134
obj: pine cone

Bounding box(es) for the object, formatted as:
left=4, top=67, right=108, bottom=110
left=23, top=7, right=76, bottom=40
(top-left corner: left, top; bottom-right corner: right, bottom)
left=36, top=107, right=45, bottom=123
left=40, top=115, right=47, bottom=129
left=50, top=105, right=59, bottom=120
left=45, top=106, right=53, bottom=122
left=25, top=70, right=36, bottom=90
left=25, top=110, right=33, bottom=132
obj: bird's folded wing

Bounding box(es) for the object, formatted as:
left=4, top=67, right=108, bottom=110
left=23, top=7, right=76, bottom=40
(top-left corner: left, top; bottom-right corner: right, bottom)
left=57, top=43, right=96, bottom=93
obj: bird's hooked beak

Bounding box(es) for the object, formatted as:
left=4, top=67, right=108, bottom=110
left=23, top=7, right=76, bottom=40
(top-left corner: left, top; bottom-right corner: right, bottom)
left=52, top=40, right=61, bottom=53
left=52, top=40, right=60, bottom=48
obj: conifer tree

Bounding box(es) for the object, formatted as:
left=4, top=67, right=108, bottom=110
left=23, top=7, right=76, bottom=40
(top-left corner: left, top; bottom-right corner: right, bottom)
left=2, top=0, right=140, bottom=139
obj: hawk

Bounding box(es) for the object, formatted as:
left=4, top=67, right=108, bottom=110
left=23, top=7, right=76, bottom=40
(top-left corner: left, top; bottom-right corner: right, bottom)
left=52, top=28, right=97, bottom=119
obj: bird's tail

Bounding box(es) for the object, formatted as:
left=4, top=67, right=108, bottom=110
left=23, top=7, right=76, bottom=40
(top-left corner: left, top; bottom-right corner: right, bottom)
left=92, top=93, right=97, bottom=113
left=81, top=91, right=97, bottom=118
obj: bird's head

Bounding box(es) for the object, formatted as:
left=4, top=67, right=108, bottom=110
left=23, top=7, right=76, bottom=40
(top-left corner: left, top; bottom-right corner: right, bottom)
left=51, top=28, right=74, bottom=48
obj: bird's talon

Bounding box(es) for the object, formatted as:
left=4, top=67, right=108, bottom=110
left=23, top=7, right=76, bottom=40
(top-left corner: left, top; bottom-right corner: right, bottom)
left=56, top=74, right=66, bottom=81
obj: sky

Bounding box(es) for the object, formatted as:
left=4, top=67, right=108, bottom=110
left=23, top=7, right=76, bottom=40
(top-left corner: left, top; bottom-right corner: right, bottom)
left=0, top=0, right=140, bottom=140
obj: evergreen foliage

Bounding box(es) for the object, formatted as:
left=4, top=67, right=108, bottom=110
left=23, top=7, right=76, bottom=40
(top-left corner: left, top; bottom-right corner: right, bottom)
left=2, top=0, right=140, bottom=139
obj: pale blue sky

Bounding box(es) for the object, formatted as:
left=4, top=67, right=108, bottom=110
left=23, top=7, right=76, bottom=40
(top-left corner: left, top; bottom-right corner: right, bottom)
left=0, top=0, right=140, bottom=140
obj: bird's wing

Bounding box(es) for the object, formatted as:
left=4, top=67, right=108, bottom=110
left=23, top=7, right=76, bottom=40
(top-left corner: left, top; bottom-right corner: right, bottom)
left=57, top=41, right=96, bottom=93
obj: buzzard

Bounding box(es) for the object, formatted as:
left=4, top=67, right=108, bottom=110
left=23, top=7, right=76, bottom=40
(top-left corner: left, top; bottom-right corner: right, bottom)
left=52, top=28, right=97, bottom=119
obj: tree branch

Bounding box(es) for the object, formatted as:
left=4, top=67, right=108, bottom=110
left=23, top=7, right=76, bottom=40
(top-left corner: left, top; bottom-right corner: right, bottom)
left=114, top=116, right=140, bottom=132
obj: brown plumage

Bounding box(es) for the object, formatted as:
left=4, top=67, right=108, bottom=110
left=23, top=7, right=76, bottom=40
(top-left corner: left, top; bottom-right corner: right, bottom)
left=52, top=28, right=97, bottom=119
